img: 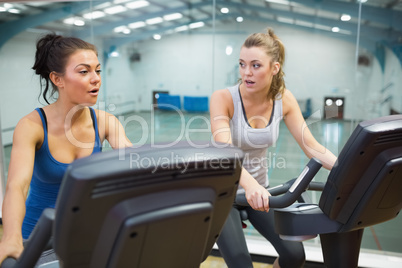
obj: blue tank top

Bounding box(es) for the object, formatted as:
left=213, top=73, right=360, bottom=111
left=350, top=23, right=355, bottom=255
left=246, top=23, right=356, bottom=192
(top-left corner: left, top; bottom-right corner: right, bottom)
left=22, top=107, right=102, bottom=239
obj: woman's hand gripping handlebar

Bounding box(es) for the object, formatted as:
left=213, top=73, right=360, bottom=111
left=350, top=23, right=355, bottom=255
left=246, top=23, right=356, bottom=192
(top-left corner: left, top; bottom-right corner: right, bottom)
left=235, top=158, right=323, bottom=208
left=0, top=209, right=54, bottom=268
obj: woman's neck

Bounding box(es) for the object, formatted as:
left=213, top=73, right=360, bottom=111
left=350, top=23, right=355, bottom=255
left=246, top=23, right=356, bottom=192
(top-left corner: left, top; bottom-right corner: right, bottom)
left=48, top=100, right=88, bottom=129
left=239, top=83, right=271, bottom=105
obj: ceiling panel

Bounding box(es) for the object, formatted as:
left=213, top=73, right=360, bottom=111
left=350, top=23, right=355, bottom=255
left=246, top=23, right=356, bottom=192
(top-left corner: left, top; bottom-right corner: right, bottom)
left=0, top=0, right=400, bottom=56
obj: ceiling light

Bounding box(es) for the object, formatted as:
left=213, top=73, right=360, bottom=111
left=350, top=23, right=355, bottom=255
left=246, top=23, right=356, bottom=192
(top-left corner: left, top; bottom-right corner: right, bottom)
left=110, top=51, right=119, bottom=57
left=122, top=28, right=131, bottom=34
left=114, top=0, right=131, bottom=4
left=175, top=25, right=189, bottom=32
left=332, top=27, right=340, bottom=33
left=358, top=0, right=367, bottom=3
left=0, top=7, right=6, bottom=12
left=63, top=17, right=85, bottom=26
left=153, top=34, right=161, bottom=40
left=236, top=16, right=243, bottom=22
left=163, top=13, right=183, bottom=21
left=189, top=22, right=205, bottom=29
left=340, top=14, right=351, bottom=21
left=83, top=11, right=105, bottom=19
left=126, top=0, right=149, bottom=9
left=74, top=19, right=85, bottom=26
left=63, top=17, right=75, bottom=25
left=104, top=5, right=127, bottom=15
left=265, top=0, right=303, bottom=6
left=221, top=7, right=229, bottom=14
left=114, top=25, right=128, bottom=33
left=226, top=45, right=233, bottom=56
left=146, top=17, right=163, bottom=25
left=8, top=8, right=20, bottom=14
left=128, top=21, right=146, bottom=29
left=265, top=0, right=290, bottom=5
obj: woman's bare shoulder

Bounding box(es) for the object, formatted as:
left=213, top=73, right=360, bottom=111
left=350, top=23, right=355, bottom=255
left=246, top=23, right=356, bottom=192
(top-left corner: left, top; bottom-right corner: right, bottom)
left=92, top=108, right=116, bottom=123
left=212, top=87, right=227, bottom=95
left=281, top=88, right=296, bottom=101
left=210, top=88, right=234, bottom=118
left=18, top=110, right=43, bottom=128
left=211, top=88, right=233, bottom=104
left=281, top=88, right=299, bottom=114
left=13, top=110, right=44, bottom=144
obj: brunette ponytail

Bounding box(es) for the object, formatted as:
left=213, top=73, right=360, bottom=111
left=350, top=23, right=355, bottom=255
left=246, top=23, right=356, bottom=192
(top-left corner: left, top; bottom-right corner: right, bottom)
left=32, top=33, right=97, bottom=104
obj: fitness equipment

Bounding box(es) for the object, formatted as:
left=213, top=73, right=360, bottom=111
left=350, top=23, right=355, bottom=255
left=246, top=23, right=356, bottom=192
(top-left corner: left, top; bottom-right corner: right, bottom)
left=3, top=115, right=401, bottom=267
left=1, top=141, right=243, bottom=268
left=236, top=114, right=402, bottom=267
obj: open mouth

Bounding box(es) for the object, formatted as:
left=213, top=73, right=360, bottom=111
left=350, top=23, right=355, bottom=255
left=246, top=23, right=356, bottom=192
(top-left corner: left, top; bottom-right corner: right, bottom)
left=245, top=80, right=255, bottom=85
left=89, top=89, right=99, bottom=94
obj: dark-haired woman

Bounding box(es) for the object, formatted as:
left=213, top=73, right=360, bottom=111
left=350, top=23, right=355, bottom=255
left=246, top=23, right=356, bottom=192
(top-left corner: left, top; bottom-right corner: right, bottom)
left=210, top=29, right=337, bottom=267
left=0, top=34, right=132, bottom=265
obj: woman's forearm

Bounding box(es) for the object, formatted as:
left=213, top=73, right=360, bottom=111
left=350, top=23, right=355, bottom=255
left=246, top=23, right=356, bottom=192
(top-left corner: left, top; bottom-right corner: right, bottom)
left=239, top=167, right=260, bottom=191
left=1, top=186, right=27, bottom=243
left=302, top=141, right=337, bottom=170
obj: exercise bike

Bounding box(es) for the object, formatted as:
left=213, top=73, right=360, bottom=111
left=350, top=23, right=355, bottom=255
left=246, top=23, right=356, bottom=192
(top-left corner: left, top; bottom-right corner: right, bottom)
left=235, top=114, right=402, bottom=267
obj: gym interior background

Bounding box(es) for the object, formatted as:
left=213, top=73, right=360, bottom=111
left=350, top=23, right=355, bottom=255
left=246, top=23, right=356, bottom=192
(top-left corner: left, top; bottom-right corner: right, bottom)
left=0, top=0, right=401, bottom=267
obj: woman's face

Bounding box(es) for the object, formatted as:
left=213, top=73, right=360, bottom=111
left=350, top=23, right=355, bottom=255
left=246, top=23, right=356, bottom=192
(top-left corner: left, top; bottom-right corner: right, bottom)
left=239, top=46, right=278, bottom=93
left=59, top=49, right=101, bottom=106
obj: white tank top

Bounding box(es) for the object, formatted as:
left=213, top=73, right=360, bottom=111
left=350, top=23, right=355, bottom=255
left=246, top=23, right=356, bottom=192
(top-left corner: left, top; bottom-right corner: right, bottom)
left=228, top=84, right=283, bottom=192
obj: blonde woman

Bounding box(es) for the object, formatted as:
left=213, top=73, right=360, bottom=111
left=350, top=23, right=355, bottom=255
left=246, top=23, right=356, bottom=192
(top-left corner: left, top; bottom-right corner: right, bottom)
left=210, top=29, right=336, bottom=268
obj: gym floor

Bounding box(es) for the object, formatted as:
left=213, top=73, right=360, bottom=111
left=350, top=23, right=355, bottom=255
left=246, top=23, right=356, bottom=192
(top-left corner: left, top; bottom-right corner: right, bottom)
left=1, top=109, right=401, bottom=266
left=200, top=255, right=271, bottom=268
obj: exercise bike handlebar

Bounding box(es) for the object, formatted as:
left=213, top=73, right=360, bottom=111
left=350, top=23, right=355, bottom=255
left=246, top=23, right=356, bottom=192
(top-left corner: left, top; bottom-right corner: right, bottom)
left=235, top=158, right=323, bottom=208
left=0, top=208, right=55, bottom=268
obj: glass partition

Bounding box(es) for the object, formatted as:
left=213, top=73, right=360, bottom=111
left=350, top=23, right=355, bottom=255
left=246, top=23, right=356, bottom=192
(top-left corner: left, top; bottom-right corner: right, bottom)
left=354, top=0, right=402, bottom=256
left=0, top=0, right=401, bottom=265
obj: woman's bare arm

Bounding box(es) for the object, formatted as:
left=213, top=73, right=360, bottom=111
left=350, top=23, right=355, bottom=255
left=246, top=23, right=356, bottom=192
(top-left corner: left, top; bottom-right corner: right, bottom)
left=0, top=114, right=42, bottom=262
left=282, top=89, right=337, bottom=170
